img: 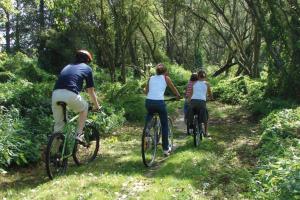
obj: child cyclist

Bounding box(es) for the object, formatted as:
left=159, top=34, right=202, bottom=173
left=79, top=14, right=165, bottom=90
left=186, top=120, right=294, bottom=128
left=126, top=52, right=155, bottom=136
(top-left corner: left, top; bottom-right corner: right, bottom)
left=187, top=70, right=213, bottom=137
left=184, top=73, right=198, bottom=125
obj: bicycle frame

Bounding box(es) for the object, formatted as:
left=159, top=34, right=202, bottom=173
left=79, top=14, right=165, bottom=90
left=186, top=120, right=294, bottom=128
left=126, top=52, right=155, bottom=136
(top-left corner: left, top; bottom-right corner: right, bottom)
left=61, top=114, right=80, bottom=159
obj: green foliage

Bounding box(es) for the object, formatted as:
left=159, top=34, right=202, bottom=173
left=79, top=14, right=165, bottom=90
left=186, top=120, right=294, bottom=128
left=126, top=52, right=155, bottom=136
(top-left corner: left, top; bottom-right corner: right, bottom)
left=0, top=107, right=40, bottom=168
left=103, top=80, right=146, bottom=122
left=251, top=107, right=300, bottom=199
left=213, top=76, right=296, bottom=116
left=38, top=29, right=80, bottom=74
left=0, top=72, right=16, bottom=83
left=166, top=63, right=191, bottom=95
left=213, top=76, right=249, bottom=104
left=0, top=52, right=55, bottom=82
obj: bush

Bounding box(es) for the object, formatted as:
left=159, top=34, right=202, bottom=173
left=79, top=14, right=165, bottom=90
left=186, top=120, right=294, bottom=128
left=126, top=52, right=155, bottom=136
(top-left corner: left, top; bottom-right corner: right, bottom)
left=0, top=72, right=16, bottom=83
left=103, top=80, right=146, bottom=122
left=0, top=107, right=41, bottom=168
left=166, top=63, right=191, bottom=95
left=213, top=76, right=250, bottom=104
left=251, top=107, right=300, bottom=199
left=213, top=76, right=297, bottom=116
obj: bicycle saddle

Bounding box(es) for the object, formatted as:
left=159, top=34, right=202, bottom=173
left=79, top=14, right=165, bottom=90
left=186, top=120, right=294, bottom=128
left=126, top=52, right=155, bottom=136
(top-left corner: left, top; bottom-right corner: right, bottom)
left=56, top=101, right=67, bottom=107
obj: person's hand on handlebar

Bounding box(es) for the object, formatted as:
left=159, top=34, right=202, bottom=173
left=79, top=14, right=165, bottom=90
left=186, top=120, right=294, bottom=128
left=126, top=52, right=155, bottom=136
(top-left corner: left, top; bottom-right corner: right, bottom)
left=176, top=95, right=182, bottom=100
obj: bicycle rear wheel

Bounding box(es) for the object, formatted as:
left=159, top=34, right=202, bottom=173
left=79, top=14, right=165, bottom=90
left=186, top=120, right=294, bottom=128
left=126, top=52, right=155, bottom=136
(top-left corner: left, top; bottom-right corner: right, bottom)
left=193, top=116, right=201, bottom=147
left=141, top=119, right=158, bottom=167
left=73, top=124, right=100, bottom=165
left=45, top=132, right=68, bottom=180
left=168, top=117, right=174, bottom=151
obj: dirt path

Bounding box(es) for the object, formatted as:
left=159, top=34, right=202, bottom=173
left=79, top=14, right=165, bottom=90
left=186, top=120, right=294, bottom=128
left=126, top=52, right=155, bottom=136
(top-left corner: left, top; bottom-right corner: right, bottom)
left=0, top=102, right=261, bottom=200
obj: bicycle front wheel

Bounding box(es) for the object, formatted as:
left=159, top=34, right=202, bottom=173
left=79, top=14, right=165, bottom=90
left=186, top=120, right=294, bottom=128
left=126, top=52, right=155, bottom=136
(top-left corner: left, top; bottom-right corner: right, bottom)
left=73, top=124, right=100, bottom=165
left=141, top=120, right=158, bottom=167
left=45, top=132, right=68, bottom=180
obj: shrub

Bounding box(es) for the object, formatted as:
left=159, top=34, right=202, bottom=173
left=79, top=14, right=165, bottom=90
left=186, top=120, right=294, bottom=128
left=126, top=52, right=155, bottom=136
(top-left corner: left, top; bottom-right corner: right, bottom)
left=251, top=107, right=300, bottom=199
left=0, top=72, right=16, bottom=83
left=213, top=76, right=249, bottom=104
left=0, top=107, right=41, bottom=168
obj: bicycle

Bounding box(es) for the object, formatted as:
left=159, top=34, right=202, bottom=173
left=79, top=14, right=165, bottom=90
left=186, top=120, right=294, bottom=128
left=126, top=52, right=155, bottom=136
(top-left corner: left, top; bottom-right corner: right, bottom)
left=45, top=102, right=101, bottom=180
left=141, top=97, right=177, bottom=167
left=191, top=113, right=204, bottom=147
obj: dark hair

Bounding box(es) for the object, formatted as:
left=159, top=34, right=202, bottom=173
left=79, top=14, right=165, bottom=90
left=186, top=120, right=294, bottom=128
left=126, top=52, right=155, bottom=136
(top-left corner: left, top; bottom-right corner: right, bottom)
left=198, top=70, right=207, bottom=79
left=74, top=52, right=90, bottom=64
left=190, top=73, right=198, bottom=81
left=156, top=63, right=167, bottom=75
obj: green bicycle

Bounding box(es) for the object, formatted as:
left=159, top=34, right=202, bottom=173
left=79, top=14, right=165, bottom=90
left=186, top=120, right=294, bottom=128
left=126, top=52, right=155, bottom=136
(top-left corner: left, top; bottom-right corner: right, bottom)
left=45, top=102, right=100, bottom=180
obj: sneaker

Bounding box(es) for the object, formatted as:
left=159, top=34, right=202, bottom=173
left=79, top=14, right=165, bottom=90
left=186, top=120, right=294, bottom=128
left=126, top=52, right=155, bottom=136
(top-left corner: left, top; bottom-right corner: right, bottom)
left=163, top=147, right=171, bottom=156
left=204, top=132, right=211, bottom=137
left=75, top=133, right=85, bottom=143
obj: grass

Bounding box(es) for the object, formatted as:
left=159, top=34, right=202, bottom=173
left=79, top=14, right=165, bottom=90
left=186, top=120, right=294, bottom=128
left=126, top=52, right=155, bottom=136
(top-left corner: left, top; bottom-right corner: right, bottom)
left=0, top=102, right=260, bottom=200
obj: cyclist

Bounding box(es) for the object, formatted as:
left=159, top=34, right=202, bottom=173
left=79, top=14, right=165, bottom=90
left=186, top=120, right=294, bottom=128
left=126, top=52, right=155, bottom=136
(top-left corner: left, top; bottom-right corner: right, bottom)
left=184, top=73, right=198, bottom=125
left=51, top=50, right=100, bottom=140
left=145, top=63, right=181, bottom=156
left=187, top=70, right=213, bottom=137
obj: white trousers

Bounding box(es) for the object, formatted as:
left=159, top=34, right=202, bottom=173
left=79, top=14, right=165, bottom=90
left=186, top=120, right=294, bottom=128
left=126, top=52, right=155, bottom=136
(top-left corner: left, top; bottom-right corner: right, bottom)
left=52, top=89, right=88, bottom=133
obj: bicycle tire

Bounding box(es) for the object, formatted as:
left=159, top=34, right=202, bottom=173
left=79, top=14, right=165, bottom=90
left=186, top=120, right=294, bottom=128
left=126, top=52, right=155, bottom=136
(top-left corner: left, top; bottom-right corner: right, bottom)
left=193, top=116, right=201, bottom=147
left=168, top=117, right=174, bottom=151
left=45, top=132, right=68, bottom=180
left=141, top=119, right=158, bottom=167
left=73, top=124, right=100, bottom=165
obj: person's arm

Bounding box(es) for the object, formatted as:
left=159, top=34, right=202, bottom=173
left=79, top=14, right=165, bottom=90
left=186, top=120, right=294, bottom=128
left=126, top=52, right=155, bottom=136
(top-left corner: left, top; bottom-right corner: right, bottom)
left=87, top=87, right=100, bottom=110
left=206, top=82, right=213, bottom=100
left=165, top=76, right=181, bottom=99
left=188, top=85, right=193, bottom=102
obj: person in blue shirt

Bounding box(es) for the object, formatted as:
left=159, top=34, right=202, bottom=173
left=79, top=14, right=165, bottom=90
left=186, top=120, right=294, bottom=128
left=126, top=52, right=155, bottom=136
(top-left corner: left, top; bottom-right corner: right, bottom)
left=52, top=50, right=100, bottom=138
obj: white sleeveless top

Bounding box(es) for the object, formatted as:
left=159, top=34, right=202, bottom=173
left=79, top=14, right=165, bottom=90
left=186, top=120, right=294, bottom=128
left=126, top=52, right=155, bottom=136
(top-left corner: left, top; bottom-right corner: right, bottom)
left=147, top=75, right=167, bottom=100
left=191, top=81, right=207, bottom=101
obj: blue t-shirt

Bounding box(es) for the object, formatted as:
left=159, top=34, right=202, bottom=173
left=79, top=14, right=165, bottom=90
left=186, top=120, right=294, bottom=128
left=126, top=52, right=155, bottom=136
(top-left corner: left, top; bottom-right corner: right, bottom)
left=54, top=63, right=94, bottom=94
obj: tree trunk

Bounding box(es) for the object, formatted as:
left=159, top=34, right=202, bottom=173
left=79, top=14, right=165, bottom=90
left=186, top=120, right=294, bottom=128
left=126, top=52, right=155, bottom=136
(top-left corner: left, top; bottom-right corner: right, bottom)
left=5, top=11, right=11, bottom=53
left=252, top=19, right=261, bottom=78
left=15, top=0, right=21, bottom=51
left=38, top=0, right=46, bottom=55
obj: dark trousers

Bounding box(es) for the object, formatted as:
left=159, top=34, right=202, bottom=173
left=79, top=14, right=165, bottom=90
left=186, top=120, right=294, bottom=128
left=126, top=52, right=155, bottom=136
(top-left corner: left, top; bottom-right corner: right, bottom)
left=187, top=99, right=208, bottom=127
left=145, top=99, right=169, bottom=150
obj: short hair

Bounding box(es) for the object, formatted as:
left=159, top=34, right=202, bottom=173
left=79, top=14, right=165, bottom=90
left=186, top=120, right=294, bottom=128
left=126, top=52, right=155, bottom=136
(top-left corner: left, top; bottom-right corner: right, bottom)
left=156, top=63, right=167, bottom=75
left=74, top=51, right=91, bottom=64
left=190, top=73, right=198, bottom=81
left=198, top=70, right=207, bottom=79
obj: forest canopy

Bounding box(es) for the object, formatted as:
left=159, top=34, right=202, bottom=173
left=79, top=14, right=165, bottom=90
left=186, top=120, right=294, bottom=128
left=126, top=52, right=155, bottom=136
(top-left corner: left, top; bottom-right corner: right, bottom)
left=1, top=0, right=299, bottom=100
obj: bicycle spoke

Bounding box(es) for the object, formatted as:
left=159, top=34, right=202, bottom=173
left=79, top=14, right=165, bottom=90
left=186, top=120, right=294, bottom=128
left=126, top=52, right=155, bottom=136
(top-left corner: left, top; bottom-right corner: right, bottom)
left=142, top=119, right=157, bottom=167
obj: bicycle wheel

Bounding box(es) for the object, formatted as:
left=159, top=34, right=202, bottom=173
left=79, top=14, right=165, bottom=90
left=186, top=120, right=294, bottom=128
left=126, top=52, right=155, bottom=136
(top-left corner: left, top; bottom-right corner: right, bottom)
left=141, top=119, right=158, bottom=167
left=193, top=116, right=201, bottom=147
left=45, top=132, right=68, bottom=180
left=73, top=124, right=100, bottom=165
left=168, top=117, right=174, bottom=151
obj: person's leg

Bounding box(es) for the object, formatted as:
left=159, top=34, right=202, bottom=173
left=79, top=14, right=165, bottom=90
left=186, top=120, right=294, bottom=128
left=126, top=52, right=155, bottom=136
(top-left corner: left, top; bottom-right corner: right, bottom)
left=187, top=100, right=195, bottom=130
left=52, top=103, right=65, bottom=133
left=145, top=99, right=155, bottom=130
left=77, top=109, right=88, bottom=134
left=68, top=93, right=88, bottom=135
left=184, top=99, right=188, bottom=122
left=52, top=92, right=65, bottom=133
left=158, top=102, right=169, bottom=152
left=198, top=100, right=209, bottom=136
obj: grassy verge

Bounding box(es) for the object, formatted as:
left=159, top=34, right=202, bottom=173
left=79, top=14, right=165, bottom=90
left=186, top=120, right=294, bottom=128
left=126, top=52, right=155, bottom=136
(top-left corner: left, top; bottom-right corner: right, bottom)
left=0, top=102, right=260, bottom=200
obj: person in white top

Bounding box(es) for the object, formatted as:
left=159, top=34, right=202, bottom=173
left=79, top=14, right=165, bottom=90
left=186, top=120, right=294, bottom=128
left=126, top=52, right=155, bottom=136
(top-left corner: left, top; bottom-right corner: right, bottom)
left=145, top=63, right=181, bottom=156
left=187, top=70, right=213, bottom=136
